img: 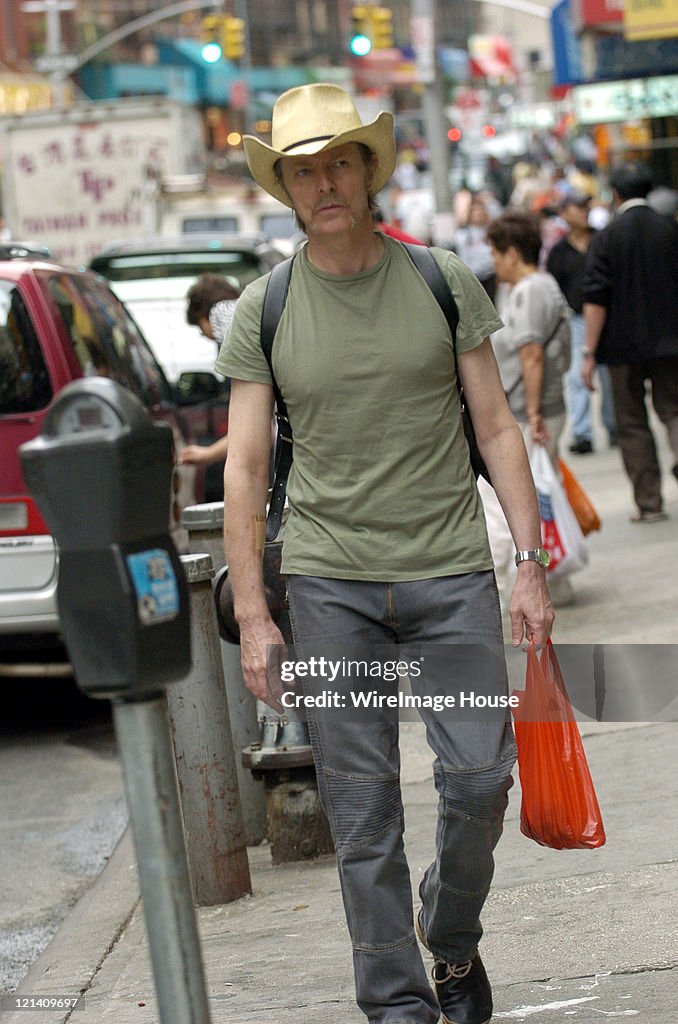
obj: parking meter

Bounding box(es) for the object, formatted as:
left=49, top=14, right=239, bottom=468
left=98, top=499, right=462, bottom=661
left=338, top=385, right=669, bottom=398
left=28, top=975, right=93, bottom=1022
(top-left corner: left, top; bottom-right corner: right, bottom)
left=19, top=378, right=191, bottom=699
left=20, top=379, right=212, bottom=1023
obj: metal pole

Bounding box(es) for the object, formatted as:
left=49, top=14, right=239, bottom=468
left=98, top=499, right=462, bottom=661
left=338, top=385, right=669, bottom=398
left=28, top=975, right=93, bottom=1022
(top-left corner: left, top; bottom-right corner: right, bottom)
left=21, top=0, right=74, bottom=104
left=112, top=696, right=211, bottom=1024
left=168, top=554, right=252, bottom=906
left=182, top=504, right=268, bottom=846
left=234, top=0, right=254, bottom=135
left=411, top=0, right=451, bottom=214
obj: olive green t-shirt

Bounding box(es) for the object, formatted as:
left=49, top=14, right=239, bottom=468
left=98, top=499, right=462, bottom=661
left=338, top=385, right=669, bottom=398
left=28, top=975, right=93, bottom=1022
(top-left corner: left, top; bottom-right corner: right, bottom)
left=216, top=235, right=502, bottom=581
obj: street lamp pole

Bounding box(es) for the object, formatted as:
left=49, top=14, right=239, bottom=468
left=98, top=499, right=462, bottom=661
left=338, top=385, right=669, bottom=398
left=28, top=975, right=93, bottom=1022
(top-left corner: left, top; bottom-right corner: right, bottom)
left=21, top=0, right=76, bottom=105
left=411, top=0, right=451, bottom=215
left=233, top=0, right=254, bottom=136
left=23, top=0, right=225, bottom=104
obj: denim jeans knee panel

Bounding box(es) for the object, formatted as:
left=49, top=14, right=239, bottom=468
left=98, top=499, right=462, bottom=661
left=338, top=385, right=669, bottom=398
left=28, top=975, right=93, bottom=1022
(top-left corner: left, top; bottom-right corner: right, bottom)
left=322, top=768, right=403, bottom=852
left=436, top=749, right=516, bottom=820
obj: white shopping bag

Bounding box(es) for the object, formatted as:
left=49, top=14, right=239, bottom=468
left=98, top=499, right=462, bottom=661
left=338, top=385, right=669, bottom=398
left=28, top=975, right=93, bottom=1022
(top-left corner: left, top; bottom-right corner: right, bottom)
left=529, top=445, right=588, bottom=578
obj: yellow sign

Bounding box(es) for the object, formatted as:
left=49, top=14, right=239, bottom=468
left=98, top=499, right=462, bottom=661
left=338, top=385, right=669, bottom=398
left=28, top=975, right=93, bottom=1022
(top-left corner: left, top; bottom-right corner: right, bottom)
left=624, top=0, right=678, bottom=41
left=0, top=77, right=55, bottom=115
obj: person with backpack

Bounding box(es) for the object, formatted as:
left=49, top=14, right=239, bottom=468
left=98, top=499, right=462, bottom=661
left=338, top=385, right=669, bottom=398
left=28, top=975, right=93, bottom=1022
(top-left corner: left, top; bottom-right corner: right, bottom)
left=216, top=83, right=554, bottom=1024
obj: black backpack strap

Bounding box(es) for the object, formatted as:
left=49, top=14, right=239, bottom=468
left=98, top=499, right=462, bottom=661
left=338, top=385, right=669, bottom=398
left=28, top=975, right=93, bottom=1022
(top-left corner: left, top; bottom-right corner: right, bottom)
left=261, top=256, right=296, bottom=542
left=401, top=242, right=491, bottom=484
left=401, top=241, right=460, bottom=368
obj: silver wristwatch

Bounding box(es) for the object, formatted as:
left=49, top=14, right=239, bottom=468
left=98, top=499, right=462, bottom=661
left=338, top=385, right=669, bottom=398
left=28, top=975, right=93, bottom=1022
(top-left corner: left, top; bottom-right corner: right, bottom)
left=515, top=548, right=551, bottom=568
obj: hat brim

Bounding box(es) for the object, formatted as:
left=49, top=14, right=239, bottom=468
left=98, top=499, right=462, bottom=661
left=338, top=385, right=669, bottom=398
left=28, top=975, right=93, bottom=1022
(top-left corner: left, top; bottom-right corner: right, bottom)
left=244, top=111, right=396, bottom=208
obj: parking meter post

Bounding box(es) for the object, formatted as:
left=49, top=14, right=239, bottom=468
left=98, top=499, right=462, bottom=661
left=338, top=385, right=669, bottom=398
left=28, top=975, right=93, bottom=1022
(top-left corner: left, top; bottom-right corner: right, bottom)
left=182, top=503, right=267, bottom=846
left=167, top=553, right=251, bottom=906
left=113, top=696, right=211, bottom=1024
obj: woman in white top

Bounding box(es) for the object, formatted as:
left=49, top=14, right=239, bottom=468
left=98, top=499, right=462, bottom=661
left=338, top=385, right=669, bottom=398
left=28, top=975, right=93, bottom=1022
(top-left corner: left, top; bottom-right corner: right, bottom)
left=482, top=211, right=575, bottom=606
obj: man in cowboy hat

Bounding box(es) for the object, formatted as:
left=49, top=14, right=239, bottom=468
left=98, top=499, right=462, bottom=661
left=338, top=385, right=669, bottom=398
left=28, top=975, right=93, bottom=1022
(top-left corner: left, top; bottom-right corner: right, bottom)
left=217, top=83, right=553, bottom=1024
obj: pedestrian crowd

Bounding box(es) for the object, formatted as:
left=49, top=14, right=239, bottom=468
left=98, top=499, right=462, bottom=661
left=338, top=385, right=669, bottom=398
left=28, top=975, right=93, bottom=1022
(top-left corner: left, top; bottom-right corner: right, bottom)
left=384, top=151, right=678, bottom=577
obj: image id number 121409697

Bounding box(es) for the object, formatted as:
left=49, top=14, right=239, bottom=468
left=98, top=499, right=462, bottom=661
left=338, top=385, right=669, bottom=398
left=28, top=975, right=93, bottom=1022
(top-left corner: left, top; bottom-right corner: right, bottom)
left=0, top=994, right=84, bottom=1011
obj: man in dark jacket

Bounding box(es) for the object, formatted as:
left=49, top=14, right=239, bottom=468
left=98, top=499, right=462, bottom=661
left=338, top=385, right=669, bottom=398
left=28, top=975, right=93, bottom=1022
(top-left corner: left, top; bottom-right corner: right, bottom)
left=582, top=162, right=678, bottom=522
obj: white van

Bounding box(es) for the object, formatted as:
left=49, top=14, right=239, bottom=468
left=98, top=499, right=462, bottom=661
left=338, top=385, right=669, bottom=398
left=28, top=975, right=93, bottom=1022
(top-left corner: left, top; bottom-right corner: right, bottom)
left=158, top=179, right=303, bottom=256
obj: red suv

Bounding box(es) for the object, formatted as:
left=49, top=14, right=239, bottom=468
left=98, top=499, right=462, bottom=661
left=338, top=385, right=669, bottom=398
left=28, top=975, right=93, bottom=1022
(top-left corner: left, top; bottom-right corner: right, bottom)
left=0, top=254, right=221, bottom=661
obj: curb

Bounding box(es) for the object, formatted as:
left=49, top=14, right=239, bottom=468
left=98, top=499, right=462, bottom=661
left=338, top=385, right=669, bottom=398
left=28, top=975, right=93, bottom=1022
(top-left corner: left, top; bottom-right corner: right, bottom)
left=3, top=829, right=139, bottom=1024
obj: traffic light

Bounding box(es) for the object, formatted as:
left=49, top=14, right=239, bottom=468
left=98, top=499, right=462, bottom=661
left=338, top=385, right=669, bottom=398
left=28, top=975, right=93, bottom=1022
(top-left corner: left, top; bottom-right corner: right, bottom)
left=222, top=15, right=245, bottom=60
left=370, top=7, right=393, bottom=50
left=200, top=14, right=222, bottom=63
left=350, top=6, right=372, bottom=56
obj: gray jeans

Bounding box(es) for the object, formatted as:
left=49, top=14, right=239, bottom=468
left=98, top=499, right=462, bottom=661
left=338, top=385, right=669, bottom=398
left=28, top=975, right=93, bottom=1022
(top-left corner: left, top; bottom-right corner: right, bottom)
left=286, top=571, right=517, bottom=1024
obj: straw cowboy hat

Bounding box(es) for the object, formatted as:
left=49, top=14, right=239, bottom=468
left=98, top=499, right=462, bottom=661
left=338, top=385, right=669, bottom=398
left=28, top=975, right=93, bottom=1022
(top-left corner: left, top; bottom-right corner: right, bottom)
left=243, top=83, right=396, bottom=208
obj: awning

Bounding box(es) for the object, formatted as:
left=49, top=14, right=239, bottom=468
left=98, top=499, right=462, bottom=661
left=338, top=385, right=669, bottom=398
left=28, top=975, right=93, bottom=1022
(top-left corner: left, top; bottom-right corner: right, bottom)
left=468, top=35, right=518, bottom=84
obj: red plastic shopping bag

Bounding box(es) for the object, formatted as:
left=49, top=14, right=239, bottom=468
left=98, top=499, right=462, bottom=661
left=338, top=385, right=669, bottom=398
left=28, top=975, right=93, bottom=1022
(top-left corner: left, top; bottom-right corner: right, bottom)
left=558, top=458, right=602, bottom=537
left=512, top=641, right=606, bottom=850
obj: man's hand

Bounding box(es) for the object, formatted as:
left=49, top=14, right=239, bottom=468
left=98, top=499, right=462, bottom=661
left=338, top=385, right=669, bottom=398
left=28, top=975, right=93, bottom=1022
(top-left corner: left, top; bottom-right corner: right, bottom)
left=509, top=566, right=555, bottom=648
left=582, top=352, right=596, bottom=391
left=528, top=414, right=550, bottom=446
left=582, top=302, right=607, bottom=391
left=239, top=616, right=288, bottom=711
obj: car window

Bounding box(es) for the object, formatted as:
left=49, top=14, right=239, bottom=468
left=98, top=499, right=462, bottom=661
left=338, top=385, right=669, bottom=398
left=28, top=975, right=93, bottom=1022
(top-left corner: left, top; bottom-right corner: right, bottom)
left=182, top=216, right=239, bottom=233
left=47, top=273, right=172, bottom=406
left=0, top=280, right=53, bottom=414
left=93, top=250, right=265, bottom=289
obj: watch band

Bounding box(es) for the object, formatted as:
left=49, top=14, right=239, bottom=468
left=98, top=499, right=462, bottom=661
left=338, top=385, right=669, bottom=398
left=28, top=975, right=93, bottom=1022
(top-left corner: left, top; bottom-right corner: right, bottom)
left=515, top=548, right=551, bottom=568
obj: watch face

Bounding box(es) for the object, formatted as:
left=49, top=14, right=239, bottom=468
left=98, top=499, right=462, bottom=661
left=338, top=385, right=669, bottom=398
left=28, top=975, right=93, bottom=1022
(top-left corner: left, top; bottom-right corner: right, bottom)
left=538, top=548, right=551, bottom=568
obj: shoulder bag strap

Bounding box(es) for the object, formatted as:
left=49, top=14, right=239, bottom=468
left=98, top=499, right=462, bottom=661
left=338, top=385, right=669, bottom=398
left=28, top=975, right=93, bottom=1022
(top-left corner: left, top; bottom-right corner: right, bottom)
left=401, top=241, right=460, bottom=348
left=260, top=255, right=296, bottom=542
left=504, top=310, right=567, bottom=400
left=401, top=241, right=464, bottom=398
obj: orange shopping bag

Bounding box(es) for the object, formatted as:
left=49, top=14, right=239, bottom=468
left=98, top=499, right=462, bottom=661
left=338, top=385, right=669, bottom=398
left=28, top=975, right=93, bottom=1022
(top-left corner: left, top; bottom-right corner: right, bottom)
left=511, top=640, right=606, bottom=850
left=558, top=458, right=601, bottom=536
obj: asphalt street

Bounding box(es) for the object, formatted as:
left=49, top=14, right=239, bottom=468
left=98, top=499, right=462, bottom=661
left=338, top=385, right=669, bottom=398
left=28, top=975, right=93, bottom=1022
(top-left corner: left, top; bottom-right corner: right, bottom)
left=0, top=680, right=125, bottom=993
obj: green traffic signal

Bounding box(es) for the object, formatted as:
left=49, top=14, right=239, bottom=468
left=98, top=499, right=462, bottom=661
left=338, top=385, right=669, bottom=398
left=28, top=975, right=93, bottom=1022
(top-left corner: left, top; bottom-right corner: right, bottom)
left=201, top=41, right=222, bottom=63
left=350, top=33, right=372, bottom=56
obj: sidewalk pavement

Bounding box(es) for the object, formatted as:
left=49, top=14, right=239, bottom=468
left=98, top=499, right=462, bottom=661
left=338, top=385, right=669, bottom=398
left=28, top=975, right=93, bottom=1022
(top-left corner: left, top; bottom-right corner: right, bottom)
left=5, top=427, right=678, bottom=1024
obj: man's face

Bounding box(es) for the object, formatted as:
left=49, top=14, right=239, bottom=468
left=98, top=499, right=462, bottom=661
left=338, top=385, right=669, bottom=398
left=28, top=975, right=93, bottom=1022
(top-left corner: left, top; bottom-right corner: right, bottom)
left=278, top=143, right=376, bottom=238
left=562, top=202, right=590, bottom=230
left=469, top=203, right=488, bottom=227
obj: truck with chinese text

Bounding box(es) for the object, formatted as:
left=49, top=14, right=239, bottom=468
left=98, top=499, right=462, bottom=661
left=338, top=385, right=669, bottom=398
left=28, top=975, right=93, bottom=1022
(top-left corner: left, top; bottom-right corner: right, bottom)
left=0, top=97, right=205, bottom=267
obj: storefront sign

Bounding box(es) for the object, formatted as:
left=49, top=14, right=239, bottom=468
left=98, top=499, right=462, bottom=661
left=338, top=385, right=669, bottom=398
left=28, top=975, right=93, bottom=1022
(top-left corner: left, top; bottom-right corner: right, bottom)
left=0, top=77, right=54, bottom=114
left=410, top=15, right=435, bottom=84
left=573, top=0, right=624, bottom=30
left=551, top=0, right=586, bottom=87
left=624, top=0, right=678, bottom=41
left=574, top=73, right=678, bottom=123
